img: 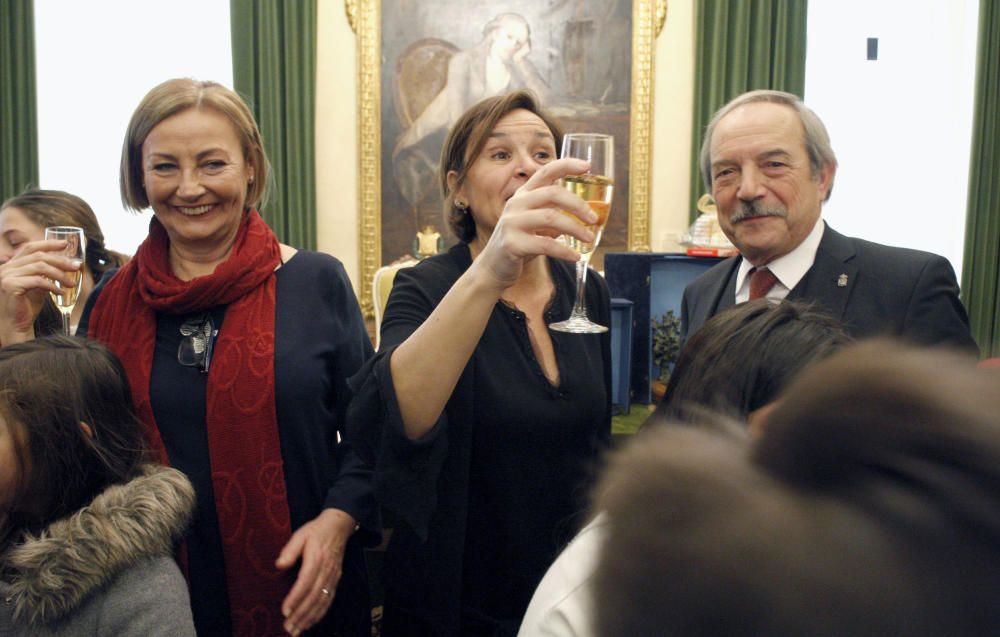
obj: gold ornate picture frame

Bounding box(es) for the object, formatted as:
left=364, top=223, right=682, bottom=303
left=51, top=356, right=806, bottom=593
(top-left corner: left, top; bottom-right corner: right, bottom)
left=349, top=0, right=665, bottom=317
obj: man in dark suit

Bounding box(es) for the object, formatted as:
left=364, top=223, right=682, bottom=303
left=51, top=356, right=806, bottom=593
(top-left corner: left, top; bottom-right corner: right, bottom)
left=681, top=90, right=977, bottom=353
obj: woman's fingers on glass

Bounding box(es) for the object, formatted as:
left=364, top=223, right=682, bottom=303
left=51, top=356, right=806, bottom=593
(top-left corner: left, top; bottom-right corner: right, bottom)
left=523, top=156, right=590, bottom=188
left=58, top=255, right=83, bottom=271
left=504, top=229, right=581, bottom=263
left=53, top=265, right=81, bottom=288
left=512, top=183, right=595, bottom=223
left=5, top=274, right=62, bottom=297
left=32, top=252, right=82, bottom=278
left=4, top=257, right=79, bottom=289
left=539, top=207, right=595, bottom=242
left=7, top=238, right=68, bottom=259
left=555, top=187, right=598, bottom=225
left=505, top=207, right=593, bottom=248
left=538, top=234, right=588, bottom=264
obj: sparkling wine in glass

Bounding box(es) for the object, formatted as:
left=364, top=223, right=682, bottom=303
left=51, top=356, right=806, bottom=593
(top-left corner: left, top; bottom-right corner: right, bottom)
left=44, top=226, right=85, bottom=335
left=550, top=133, right=614, bottom=334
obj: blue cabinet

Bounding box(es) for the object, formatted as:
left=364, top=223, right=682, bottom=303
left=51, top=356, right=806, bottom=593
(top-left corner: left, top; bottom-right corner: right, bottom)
left=609, top=298, right=633, bottom=414
left=604, top=253, right=726, bottom=403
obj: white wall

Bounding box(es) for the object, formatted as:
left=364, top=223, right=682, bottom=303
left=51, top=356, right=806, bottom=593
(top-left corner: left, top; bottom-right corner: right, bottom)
left=34, top=0, right=233, bottom=257
left=316, top=0, right=361, bottom=284
left=651, top=0, right=698, bottom=253
left=805, top=0, right=979, bottom=278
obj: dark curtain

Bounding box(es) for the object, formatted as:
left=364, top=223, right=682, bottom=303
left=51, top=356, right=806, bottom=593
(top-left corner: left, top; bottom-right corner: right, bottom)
left=689, top=0, right=808, bottom=219
left=962, top=0, right=1000, bottom=358
left=0, top=0, right=38, bottom=202
left=231, top=0, right=317, bottom=249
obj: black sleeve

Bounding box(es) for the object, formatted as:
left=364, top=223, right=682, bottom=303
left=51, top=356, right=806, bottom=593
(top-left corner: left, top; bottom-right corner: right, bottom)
left=319, top=258, right=381, bottom=541
left=345, top=264, right=454, bottom=541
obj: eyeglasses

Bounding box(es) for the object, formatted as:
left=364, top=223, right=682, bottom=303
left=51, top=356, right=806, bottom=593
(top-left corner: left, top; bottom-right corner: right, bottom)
left=178, top=313, right=216, bottom=373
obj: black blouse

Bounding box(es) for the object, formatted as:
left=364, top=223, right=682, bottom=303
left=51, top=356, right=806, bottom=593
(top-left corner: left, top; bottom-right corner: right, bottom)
left=348, top=244, right=612, bottom=636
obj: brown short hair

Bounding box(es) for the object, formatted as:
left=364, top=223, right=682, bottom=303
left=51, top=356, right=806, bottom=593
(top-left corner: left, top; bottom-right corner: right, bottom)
left=595, top=341, right=1000, bottom=636
left=120, top=78, right=270, bottom=212
left=438, top=90, right=562, bottom=242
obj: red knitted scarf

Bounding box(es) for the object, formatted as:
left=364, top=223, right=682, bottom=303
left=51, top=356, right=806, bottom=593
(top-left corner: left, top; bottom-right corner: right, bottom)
left=89, top=211, right=293, bottom=635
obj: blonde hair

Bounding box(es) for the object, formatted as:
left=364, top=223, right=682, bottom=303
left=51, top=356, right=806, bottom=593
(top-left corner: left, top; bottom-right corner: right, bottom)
left=119, top=78, right=270, bottom=212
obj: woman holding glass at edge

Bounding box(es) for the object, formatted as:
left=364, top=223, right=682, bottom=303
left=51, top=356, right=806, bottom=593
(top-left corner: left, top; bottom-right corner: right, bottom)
left=0, top=79, right=377, bottom=637
left=0, top=189, right=129, bottom=338
left=347, top=90, right=612, bottom=636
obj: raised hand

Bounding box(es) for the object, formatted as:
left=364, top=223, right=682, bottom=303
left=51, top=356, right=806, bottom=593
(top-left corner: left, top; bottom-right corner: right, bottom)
left=0, top=239, right=82, bottom=344
left=471, top=157, right=597, bottom=292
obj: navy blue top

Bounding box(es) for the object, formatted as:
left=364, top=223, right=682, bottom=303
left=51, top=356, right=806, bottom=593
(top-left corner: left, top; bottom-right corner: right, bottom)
left=81, top=251, right=377, bottom=636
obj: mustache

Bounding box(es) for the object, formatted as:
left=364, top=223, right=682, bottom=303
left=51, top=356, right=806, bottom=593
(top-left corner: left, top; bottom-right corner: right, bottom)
left=729, top=201, right=788, bottom=224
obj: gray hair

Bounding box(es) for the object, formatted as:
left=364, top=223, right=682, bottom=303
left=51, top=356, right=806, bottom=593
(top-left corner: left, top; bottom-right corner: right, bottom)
left=699, top=90, right=837, bottom=202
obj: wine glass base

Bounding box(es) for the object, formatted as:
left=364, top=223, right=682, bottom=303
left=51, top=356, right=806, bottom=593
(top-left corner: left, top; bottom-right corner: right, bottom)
left=549, top=317, right=609, bottom=334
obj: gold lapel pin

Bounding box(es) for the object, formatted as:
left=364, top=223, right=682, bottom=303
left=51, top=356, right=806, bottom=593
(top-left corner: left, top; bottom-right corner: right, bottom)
left=837, top=274, right=849, bottom=287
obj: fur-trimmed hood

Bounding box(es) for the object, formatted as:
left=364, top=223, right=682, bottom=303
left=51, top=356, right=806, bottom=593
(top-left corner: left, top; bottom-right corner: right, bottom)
left=1, top=464, right=194, bottom=626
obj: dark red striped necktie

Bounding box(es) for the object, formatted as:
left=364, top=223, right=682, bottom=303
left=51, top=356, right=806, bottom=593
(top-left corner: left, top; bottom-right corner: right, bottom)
left=749, top=267, right=778, bottom=300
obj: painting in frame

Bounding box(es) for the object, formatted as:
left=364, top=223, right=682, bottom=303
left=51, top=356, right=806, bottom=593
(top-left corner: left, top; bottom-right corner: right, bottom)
left=349, top=0, right=664, bottom=316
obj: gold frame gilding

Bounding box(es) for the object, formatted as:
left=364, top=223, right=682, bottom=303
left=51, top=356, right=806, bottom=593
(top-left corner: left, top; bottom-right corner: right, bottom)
left=350, top=0, right=666, bottom=317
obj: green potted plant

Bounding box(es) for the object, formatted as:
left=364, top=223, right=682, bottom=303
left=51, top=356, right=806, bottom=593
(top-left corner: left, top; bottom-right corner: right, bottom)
left=650, top=310, right=681, bottom=401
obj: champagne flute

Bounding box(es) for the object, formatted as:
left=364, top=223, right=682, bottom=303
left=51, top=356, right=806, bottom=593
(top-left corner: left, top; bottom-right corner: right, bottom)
left=44, top=226, right=86, bottom=335
left=550, top=133, right=614, bottom=334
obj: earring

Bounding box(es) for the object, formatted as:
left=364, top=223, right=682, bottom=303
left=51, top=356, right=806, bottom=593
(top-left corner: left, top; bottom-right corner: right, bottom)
left=455, top=200, right=467, bottom=210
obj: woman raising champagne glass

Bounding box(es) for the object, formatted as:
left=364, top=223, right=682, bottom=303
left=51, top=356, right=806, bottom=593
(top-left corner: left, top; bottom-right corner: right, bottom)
left=348, top=90, right=612, bottom=635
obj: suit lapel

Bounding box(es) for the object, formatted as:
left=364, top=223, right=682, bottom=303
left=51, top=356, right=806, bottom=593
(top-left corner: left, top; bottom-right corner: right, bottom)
left=787, top=224, right=857, bottom=321
left=709, top=259, right=740, bottom=316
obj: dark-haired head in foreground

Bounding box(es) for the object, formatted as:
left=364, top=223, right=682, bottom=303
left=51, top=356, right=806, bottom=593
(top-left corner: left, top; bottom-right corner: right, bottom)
left=654, top=298, right=851, bottom=432
left=0, top=335, right=147, bottom=541
left=595, top=340, right=999, bottom=636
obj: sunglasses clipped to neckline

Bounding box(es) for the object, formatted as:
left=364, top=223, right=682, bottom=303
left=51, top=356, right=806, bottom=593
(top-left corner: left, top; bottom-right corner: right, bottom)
left=177, top=313, right=217, bottom=373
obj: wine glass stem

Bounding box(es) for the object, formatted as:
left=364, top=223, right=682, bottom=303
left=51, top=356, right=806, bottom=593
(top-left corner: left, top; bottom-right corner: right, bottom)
left=61, top=309, right=72, bottom=336
left=570, top=257, right=590, bottom=319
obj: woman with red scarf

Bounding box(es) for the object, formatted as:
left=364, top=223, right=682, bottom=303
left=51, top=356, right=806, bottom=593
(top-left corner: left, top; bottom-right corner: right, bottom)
left=0, top=79, right=376, bottom=637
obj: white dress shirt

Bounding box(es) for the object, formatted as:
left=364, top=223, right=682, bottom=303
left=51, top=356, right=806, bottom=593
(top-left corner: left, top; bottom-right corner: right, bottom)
left=734, top=218, right=826, bottom=304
